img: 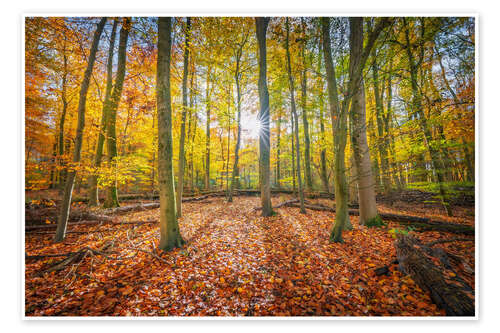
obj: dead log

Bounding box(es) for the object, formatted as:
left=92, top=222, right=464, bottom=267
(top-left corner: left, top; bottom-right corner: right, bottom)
left=25, top=219, right=157, bottom=232
left=283, top=203, right=474, bottom=235
left=395, top=235, right=474, bottom=316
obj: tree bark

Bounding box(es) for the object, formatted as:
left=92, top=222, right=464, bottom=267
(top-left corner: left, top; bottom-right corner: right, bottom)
left=300, top=18, right=313, bottom=192
left=54, top=17, right=107, bottom=242
left=176, top=17, right=191, bottom=216
left=228, top=35, right=247, bottom=202
left=255, top=17, right=273, bottom=216
left=89, top=18, right=118, bottom=206
left=204, top=66, right=212, bottom=190
left=321, top=17, right=351, bottom=242
left=157, top=17, right=185, bottom=251
left=104, top=18, right=131, bottom=208
left=348, top=18, right=379, bottom=226
left=285, top=17, right=306, bottom=214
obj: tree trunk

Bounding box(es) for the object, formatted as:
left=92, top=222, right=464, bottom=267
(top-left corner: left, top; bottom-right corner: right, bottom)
left=275, top=108, right=282, bottom=189
left=176, top=17, right=191, bottom=217
left=403, top=18, right=452, bottom=216
left=255, top=17, right=273, bottom=217
left=285, top=17, right=306, bottom=214
left=348, top=18, right=379, bottom=226
left=156, top=17, right=184, bottom=251
left=204, top=66, right=212, bottom=190
left=300, top=18, right=313, bottom=192
left=104, top=18, right=131, bottom=208
left=58, top=48, right=69, bottom=192
left=228, top=42, right=245, bottom=202
left=54, top=17, right=107, bottom=242
left=372, top=59, right=392, bottom=194
left=89, top=18, right=118, bottom=206
left=321, top=17, right=351, bottom=242
left=317, top=40, right=329, bottom=193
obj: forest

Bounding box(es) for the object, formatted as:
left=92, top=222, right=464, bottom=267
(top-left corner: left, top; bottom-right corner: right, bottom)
left=24, top=16, right=475, bottom=317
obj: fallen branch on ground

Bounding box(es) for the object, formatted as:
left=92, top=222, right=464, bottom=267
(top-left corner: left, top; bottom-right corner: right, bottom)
left=395, top=235, right=474, bottom=316
left=281, top=202, right=474, bottom=235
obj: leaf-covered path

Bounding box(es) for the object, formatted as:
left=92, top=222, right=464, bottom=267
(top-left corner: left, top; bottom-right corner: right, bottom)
left=25, top=196, right=474, bottom=316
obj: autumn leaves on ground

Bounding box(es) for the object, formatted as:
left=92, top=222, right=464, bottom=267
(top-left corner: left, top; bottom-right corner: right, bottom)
left=25, top=194, right=474, bottom=316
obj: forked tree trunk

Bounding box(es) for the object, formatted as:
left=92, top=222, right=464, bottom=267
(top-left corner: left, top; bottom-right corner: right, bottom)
left=285, top=17, right=306, bottom=214
left=228, top=39, right=246, bottom=202
left=103, top=17, right=131, bottom=209
left=157, top=17, right=185, bottom=251
left=89, top=18, right=118, bottom=206
left=176, top=17, right=191, bottom=217
left=255, top=17, right=273, bottom=216
left=321, top=17, right=351, bottom=242
left=54, top=17, right=107, bottom=242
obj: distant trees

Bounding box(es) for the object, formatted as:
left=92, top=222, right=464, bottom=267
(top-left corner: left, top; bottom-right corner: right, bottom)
left=54, top=17, right=107, bottom=242
left=89, top=18, right=118, bottom=207
left=103, top=17, right=131, bottom=208
left=156, top=17, right=184, bottom=251
left=23, top=16, right=474, bottom=242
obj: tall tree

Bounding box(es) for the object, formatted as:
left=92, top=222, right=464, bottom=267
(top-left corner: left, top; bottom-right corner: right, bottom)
left=157, top=17, right=184, bottom=251
left=321, top=17, right=351, bottom=242
left=54, top=17, right=107, bottom=242
left=204, top=66, right=212, bottom=190
left=255, top=17, right=273, bottom=216
left=348, top=17, right=379, bottom=226
left=228, top=29, right=250, bottom=202
left=176, top=17, right=191, bottom=217
left=89, top=18, right=118, bottom=206
left=103, top=17, right=131, bottom=208
left=285, top=17, right=306, bottom=214
left=300, top=18, right=313, bottom=191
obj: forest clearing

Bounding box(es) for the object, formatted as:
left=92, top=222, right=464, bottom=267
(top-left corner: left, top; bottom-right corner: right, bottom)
left=24, top=16, right=475, bottom=317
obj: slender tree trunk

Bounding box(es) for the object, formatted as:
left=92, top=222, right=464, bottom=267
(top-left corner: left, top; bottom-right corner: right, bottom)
left=54, top=17, right=107, bottom=242
left=255, top=17, right=273, bottom=216
left=157, top=17, right=184, bottom=251
left=372, top=59, right=391, bottom=194
left=276, top=108, right=282, bottom=189
left=291, top=111, right=296, bottom=193
left=285, top=17, right=305, bottom=214
left=204, top=67, right=212, bottom=190
left=58, top=49, right=69, bottom=192
left=300, top=18, right=313, bottom=191
left=321, top=17, right=351, bottom=242
left=317, top=40, right=329, bottom=193
left=89, top=19, right=118, bottom=206
left=176, top=17, right=191, bottom=217
left=403, top=18, right=452, bottom=216
left=103, top=18, right=131, bottom=208
left=228, top=46, right=244, bottom=202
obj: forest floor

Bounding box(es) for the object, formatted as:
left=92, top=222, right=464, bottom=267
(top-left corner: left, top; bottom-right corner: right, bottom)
left=24, top=195, right=475, bottom=317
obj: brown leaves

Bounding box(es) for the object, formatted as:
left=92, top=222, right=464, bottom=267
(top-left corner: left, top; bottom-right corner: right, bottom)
left=25, top=196, right=473, bottom=316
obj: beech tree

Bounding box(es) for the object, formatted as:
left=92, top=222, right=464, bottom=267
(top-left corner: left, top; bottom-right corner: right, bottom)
left=176, top=17, right=191, bottom=217
left=103, top=17, right=131, bottom=208
left=285, top=17, right=306, bottom=214
left=157, top=17, right=184, bottom=251
left=89, top=18, right=118, bottom=206
left=255, top=17, right=273, bottom=216
left=54, top=17, right=107, bottom=242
